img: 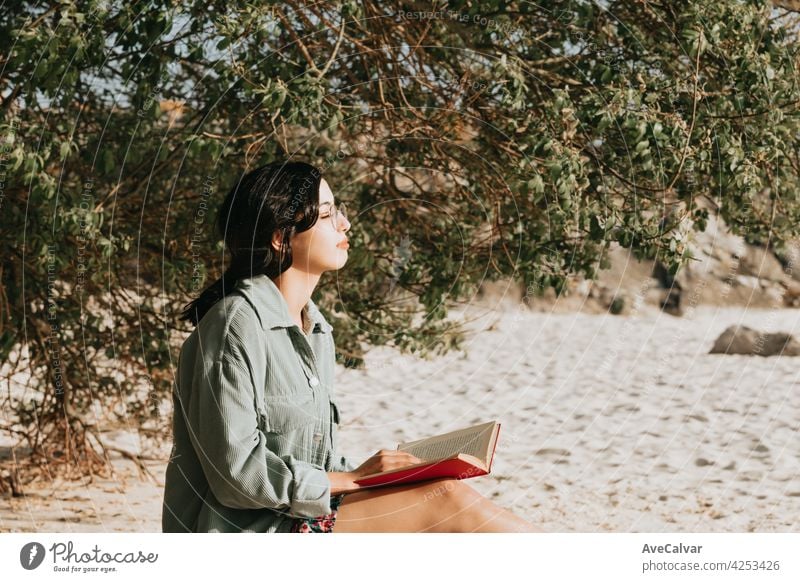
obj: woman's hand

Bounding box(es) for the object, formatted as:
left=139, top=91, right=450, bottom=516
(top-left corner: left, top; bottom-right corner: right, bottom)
left=351, top=449, right=425, bottom=480
left=328, top=450, right=425, bottom=494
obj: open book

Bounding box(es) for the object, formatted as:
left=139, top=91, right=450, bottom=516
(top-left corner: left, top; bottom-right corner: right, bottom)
left=353, top=420, right=501, bottom=488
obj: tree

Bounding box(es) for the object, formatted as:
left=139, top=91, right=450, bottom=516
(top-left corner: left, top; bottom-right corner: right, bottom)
left=1, top=0, right=799, bottom=483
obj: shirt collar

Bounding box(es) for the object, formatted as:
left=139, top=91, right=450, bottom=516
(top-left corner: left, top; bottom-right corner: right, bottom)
left=234, top=274, right=334, bottom=334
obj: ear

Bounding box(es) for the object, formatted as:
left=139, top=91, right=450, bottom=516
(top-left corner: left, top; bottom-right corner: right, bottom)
left=271, top=229, right=283, bottom=254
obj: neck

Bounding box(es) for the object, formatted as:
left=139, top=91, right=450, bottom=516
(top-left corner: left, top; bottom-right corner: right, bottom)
left=270, top=269, right=321, bottom=328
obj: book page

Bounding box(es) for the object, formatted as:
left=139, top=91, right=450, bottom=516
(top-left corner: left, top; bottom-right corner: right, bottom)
left=397, top=421, right=495, bottom=461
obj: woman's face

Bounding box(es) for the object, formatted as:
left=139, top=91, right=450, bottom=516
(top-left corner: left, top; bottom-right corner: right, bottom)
left=278, top=178, right=351, bottom=275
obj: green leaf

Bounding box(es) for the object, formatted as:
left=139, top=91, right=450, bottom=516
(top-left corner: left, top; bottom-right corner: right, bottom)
left=101, top=149, right=114, bottom=174
left=528, top=175, right=544, bottom=195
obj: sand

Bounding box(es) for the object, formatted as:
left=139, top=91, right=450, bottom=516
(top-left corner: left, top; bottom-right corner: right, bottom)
left=2, top=303, right=798, bottom=532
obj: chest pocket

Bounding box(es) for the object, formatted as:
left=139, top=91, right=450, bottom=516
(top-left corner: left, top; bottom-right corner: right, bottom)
left=263, top=332, right=318, bottom=400
left=258, top=396, right=317, bottom=435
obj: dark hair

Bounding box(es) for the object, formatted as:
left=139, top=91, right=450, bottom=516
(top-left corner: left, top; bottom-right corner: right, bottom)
left=180, top=160, right=323, bottom=326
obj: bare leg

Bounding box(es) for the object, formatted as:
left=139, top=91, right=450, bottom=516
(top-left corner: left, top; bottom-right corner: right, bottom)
left=332, top=478, right=541, bottom=533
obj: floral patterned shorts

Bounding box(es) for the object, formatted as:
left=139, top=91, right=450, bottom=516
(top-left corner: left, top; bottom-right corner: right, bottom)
left=290, top=494, right=347, bottom=533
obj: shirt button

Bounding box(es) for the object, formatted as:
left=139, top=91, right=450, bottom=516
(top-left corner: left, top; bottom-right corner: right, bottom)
left=309, top=376, right=319, bottom=387
left=313, top=432, right=323, bottom=443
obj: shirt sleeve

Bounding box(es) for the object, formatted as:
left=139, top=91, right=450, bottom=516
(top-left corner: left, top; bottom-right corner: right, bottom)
left=184, top=357, right=332, bottom=518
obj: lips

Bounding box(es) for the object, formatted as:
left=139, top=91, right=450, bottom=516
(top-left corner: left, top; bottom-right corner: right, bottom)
left=337, top=239, right=349, bottom=249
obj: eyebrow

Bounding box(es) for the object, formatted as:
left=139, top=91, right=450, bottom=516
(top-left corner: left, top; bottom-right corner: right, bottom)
left=319, top=201, right=333, bottom=209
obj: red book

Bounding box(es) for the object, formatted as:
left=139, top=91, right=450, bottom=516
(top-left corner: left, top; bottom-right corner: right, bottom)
left=353, top=421, right=501, bottom=488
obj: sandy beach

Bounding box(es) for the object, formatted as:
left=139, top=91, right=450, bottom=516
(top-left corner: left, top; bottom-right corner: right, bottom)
left=2, top=302, right=798, bottom=532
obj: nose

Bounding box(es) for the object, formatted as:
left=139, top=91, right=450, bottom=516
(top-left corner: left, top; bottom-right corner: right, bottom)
left=339, top=213, right=351, bottom=232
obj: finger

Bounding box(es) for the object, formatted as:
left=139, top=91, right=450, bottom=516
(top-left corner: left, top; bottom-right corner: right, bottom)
left=389, top=458, right=421, bottom=469
left=377, top=450, right=406, bottom=460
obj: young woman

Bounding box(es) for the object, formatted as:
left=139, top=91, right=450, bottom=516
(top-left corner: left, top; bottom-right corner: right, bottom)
left=162, top=161, right=539, bottom=533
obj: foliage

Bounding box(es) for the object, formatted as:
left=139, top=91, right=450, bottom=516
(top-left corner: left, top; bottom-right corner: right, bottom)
left=1, top=0, right=799, bottom=476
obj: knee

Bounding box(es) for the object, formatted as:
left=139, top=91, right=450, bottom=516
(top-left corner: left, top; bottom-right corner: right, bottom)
left=420, top=478, right=482, bottom=511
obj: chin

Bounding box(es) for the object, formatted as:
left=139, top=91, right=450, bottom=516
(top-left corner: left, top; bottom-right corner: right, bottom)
left=333, top=252, right=349, bottom=269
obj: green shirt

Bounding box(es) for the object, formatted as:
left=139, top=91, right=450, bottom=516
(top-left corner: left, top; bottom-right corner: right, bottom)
left=162, top=274, right=357, bottom=533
